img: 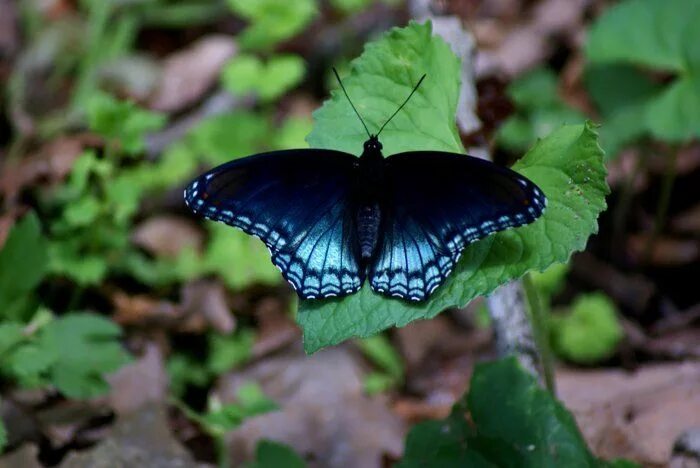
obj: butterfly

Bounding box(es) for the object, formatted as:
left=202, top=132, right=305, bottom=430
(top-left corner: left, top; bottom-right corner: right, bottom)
left=184, top=70, right=546, bottom=302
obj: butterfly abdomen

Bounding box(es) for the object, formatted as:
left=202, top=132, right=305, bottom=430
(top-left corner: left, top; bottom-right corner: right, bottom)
left=357, top=204, right=381, bottom=260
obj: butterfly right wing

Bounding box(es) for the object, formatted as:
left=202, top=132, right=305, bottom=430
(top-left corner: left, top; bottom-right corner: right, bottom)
left=369, top=151, right=546, bottom=301
left=184, top=149, right=364, bottom=299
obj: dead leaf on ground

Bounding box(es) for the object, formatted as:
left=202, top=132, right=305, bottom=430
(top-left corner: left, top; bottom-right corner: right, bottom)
left=216, top=347, right=405, bottom=468
left=60, top=405, right=212, bottom=468
left=672, top=203, right=700, bottom=234
left=558, top=362, right=700, bottom=466
left=107, top=343, right=168, bottom=416
left=132, top=215, right=204, bottom=258
left=0, top=135, right=98, bottom=202
left=0, top=444, right=42, bottom=468
left=251, top=297, right=300, bottom=358
left=149, top=35, right=237, bottom=113
left=112, top=280, right=234, bottom=333
left=628, top=235, right=700, bottom=266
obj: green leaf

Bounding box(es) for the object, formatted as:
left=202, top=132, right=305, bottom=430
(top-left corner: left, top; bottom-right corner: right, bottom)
left=0, top=213, right=48, bottom=320
left=309, top=22, right=462, bottom=157
left=207, top=329, right=255, bottom=375
left=497, top=68, right=585, bottom=153
left=41, top=313, right=131, bottom=398
left=584, top=65, right=661, bottom=157
left=246, top=439, right=307, bottom=468
left=226, top=0, right=316, bottom=50
left=550, top=293, right=623, bottom=364
left=48, top=240, right=109, bottom=285
left=530, top=262, right=569, bottom=299
left=400, top=356, right=635, bottom=467
left=222, top=54, right=306, bottom=101
left=200, top=382, right=278, bottom=435
left=87, top=92, right=166, bottom=155
left=299, top=120, right=608, bottom=352
left=167, top=353, right=211, bottom=397
left=203, top=223, right=281, bottom=290
left=585, top=0, right=700, bottom=142
left=188, top=112, right=271, bottom=165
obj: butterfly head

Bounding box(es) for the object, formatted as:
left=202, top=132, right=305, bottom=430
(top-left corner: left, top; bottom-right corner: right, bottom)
left=364, top=135, right=383, bottom=152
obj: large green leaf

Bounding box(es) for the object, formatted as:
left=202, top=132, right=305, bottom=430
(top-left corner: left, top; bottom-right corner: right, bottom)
left=299, top=22, right=608, bottom=353
left=585, top=0, right=700, bottom=142
left=399, top=357, right=638, bottom=467
left=0, top=213, right=48, bottom=320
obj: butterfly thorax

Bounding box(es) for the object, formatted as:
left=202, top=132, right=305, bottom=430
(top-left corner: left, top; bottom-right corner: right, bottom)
left=355, top=136, right=386, bottom=263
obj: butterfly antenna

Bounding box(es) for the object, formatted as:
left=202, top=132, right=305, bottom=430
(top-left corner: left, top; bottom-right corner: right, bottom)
left=377, top=74, right=426, bottom=137
left=332, top=68, right=371, bottom=138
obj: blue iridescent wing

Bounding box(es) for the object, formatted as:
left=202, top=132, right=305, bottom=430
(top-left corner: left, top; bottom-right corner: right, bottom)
left=184, top=150, right=364, bottom=299
left=369, top=151, right=546, bottom=301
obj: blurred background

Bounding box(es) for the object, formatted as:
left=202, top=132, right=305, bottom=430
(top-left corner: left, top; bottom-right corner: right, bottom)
left=0, top=0, right=699, bottom=467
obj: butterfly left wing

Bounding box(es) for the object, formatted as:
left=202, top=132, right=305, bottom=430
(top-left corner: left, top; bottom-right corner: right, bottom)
left=184, top=149, right=364, bottom=299
left=369, top=151, right=546, bottom=301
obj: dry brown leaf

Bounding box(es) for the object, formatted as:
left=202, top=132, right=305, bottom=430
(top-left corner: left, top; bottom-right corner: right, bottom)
left=558, top=362, right=700, bottom=466
left=217, top=347, right=405, bottom=468
left=132, top=215, right=204, bottom=258
left=107, top=343, right=168, bottom=416
left=149, top=35, right=237, bottom=112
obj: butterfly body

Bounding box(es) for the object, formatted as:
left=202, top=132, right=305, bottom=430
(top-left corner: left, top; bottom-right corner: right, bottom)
left=184, top=135, right=547, bottom=302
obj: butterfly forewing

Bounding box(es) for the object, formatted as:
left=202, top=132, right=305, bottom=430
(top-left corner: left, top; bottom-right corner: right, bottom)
left=184, top=150, right=364, bottom=299
left=369, top=151, right=546, bottom=301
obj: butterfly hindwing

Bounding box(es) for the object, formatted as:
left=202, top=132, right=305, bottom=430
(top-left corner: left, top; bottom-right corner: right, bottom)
left=369, top=151, right=546, bottom=301
left=184, top=150, right=364, bottom=299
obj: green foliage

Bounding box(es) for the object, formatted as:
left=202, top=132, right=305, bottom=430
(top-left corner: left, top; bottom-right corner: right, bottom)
left=0, top=213, right=48, bottom=321
left=530, top=262, right=569, bottom=300
left=497, top=68, right=585, bottom=153
left=167, top=329, right=256, bottom=397
left=586, top=0, right=700, bottom=143
left=207, top=329, right=256, bottom=375
left=222, top=54, right=306, bottom=102
left=584, top=65, right=660, bottom=157
left=188, top=112, right=273, bottom=165
left=400, top=356, right=637, bottom=467
left=330, top=0, right=401, bottom=14
left=201, top=223, right=281, bottom=291
left=357, top=334, right=404, bottom=394
left=245, top=439, right=307, bottom=468
left=298, top=22, right=608, bottom=354
left=0, top=311, right=131, bottom=398
left=550, top=293, right=623, bottom=364
left=183, top=382, right=278, bottom=436
left=226, top=0, right=316, bottom=50
left=87, top=91, right=166, bottom=156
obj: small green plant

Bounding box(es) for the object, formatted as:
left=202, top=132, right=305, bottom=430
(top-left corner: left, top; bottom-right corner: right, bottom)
left=222, top=54, right=306, bottom=102
left=550, top=293, right=624, bottom=364
left=497, top=67, right=585, bottom=153
left=174, top=382, right=278, bottom=468
left=356, top=334, right=405, bottom=394
left=226, top=0, right=317, bottom=50
left=400, top=357, right=638, bottom=467
left=167, top=329, right=256, bottom=398
left=245, top=439, right=307, bottom=468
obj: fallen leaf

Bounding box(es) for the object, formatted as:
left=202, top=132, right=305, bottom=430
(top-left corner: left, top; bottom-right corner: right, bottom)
left=107, top=343, right=168, bottom=416
left=558, top=362, right=700, bottom=466
left=132, top=216, right=204, bottom=258
left=149, top=35, right=237, bottom=112
left=217, top=347, right=405, bottom=468
left=60, top=405, right=211, bottom=468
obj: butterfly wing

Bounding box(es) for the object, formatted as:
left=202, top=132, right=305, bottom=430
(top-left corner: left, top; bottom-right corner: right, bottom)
left=369, top=151, right=546, bottom=301
left=184, top=149, right=364, bottom=299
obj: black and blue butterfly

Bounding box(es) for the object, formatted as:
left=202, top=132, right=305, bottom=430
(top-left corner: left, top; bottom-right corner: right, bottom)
left=184, top=71, right=546, bottom=302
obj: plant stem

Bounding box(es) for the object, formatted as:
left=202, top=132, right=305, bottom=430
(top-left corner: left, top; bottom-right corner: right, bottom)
left=644, top=145, right=679, bottom=262
left=522, top=274, right=556, bottom=395
left=216, top=435, right=230, bottom=468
